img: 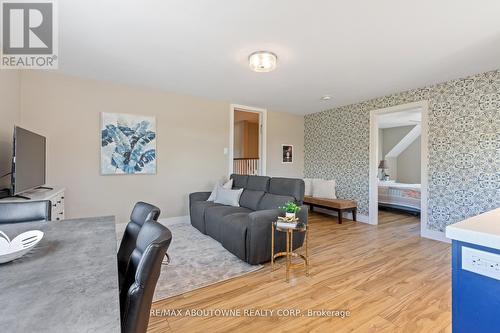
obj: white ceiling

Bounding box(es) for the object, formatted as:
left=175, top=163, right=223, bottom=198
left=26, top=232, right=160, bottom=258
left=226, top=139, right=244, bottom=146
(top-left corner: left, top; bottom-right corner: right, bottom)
left=378, top=108, right=422, bottom=129
left=58, top=0, right=500, bottom=115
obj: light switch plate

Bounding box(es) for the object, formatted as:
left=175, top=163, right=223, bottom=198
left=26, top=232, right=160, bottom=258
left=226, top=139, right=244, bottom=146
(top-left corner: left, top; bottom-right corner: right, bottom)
left=462, top=246, right=500, bottom=281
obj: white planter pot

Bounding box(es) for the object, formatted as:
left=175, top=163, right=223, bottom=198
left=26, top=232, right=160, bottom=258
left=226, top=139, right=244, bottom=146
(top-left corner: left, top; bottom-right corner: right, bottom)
left=285, top=212, right=296, bottom=219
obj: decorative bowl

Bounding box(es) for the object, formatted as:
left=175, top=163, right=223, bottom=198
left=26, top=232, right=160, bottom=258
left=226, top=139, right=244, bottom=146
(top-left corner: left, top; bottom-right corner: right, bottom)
left=0, top=230, right=44, bottom=264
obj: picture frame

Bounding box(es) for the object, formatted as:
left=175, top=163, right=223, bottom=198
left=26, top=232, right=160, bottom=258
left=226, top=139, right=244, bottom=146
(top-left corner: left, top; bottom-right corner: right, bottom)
left=100, top=112, right=157, bottom=175
left=282, top=144, right=293, bottom=164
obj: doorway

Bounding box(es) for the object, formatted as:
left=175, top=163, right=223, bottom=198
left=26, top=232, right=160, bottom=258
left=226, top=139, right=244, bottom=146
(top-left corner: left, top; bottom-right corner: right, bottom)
left=229, top=104, right=267, bottom=176
left=369, top=101, right=431, bottom=238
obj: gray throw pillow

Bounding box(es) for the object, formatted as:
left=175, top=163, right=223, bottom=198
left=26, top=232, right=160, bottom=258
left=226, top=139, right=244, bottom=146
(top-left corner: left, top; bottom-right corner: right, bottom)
left=214, top=187, right=244, bottom=207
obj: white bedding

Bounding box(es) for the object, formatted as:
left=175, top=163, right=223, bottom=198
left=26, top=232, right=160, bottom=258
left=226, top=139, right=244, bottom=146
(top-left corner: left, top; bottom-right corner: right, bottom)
left=378, top=181, right=421, bottom=211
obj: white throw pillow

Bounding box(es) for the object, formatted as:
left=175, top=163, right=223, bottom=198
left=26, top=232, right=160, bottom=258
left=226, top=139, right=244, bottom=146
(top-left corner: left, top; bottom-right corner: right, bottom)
left=207, top=179, right=233, bottom=201
left=303, top=178, right=313, bottom=196
left=312, top=179, right=336, bottom=199
left=303, top=178, right=321, bottom=196
left=214, top=187, right=244, bottom=207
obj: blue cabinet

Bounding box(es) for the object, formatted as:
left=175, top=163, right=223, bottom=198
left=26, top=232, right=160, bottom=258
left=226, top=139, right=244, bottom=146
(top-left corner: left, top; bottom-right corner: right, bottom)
left=452, top=240, right=500, bottom=333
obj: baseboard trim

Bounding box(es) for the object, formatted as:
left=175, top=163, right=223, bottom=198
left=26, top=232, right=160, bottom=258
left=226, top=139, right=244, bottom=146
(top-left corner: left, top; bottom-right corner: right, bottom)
left=311, top=207, right=369, bottom=224
left=421, top=228, right=450, bottom=243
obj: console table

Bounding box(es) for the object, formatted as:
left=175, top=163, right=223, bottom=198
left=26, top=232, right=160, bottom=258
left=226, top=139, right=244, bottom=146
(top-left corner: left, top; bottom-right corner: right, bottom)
left=0, top=187, right=65, bottom=221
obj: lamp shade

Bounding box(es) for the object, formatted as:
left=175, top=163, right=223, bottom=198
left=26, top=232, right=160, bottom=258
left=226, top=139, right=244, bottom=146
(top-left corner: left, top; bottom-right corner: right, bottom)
left=378, top=160, right=388, bottom=169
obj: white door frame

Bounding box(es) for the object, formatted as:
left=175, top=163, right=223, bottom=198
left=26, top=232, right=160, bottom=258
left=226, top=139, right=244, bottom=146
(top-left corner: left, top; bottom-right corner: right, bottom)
left=369, top=100, right=440, bottom=240
left=229, top=104, right=267, bottom=176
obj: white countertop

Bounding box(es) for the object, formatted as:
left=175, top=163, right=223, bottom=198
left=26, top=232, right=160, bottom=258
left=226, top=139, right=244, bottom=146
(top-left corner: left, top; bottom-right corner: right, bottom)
left=446, top=208, right=500, bottom=250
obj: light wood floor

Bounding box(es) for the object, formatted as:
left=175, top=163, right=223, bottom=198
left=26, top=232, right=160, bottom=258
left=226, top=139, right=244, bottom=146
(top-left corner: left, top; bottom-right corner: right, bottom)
left=149, top=211, right=451, bottom=333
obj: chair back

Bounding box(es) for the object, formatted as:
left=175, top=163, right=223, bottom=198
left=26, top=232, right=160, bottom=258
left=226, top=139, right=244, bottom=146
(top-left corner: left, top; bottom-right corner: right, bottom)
left=120, top=220, right=172, bottom=333
left=0, top=201, right=51, bottom=224
left=117, top=202, right=161, bottom=282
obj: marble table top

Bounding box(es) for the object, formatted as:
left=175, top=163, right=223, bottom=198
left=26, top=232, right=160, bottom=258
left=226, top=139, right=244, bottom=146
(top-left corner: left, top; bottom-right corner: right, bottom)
left=0, top=216, right=120, bottom=333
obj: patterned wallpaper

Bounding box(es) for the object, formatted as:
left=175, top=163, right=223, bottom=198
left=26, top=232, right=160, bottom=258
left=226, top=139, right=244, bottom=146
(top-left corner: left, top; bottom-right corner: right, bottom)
left=304, top=70, right=500, bottom=232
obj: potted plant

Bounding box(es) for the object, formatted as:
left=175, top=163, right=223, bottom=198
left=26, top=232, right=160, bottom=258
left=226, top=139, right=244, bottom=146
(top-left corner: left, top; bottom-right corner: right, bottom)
left=279, top=201, right=301, bottom=219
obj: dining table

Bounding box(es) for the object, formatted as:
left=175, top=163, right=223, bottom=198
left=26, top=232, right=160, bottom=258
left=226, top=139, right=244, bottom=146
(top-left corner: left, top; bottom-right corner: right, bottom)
left=0, top=216, right=121, bottom=333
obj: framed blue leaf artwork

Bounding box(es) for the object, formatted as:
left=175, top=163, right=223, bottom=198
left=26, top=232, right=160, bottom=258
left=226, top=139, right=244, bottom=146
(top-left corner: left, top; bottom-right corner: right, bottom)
left=101, top=112, right=157, bottom=175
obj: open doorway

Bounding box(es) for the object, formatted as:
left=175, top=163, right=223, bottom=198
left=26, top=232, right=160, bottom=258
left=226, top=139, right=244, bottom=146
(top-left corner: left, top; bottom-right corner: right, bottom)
left=229, top=104, right=267, bottom=176
left=369, top=101, right=430, bottom=237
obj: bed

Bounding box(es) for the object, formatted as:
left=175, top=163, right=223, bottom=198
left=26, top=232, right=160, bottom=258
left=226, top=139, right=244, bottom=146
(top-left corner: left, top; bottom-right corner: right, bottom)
left=378, top=181, right=421, bottom=215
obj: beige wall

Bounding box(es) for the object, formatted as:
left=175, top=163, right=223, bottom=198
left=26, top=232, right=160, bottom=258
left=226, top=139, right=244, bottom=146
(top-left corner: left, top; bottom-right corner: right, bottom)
left=18, top=71, right=304, bottom=222
left=19, top=72, right=230, bottom=222
left=266, top=111, right=304, bottom=178
left=0, top=72, right=20, bottom=188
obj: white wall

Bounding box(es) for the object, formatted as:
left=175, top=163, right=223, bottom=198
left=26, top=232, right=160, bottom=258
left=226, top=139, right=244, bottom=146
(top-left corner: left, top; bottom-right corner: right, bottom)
left=0, top=72, right=20, bottom=189
left=18, top=71, right=305, bottom=222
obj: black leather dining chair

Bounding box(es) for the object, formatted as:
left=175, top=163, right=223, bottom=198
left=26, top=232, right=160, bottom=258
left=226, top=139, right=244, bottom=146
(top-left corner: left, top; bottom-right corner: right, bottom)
left=120, top=220, right=172, bottom=333
left=0, top=201, right=51, bottom=224
left=117, top=202, right=161, bottom=289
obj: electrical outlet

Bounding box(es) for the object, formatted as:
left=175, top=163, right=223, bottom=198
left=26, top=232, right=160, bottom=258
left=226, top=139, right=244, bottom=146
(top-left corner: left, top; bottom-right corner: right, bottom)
left=462, top=246, right=500, bottom=281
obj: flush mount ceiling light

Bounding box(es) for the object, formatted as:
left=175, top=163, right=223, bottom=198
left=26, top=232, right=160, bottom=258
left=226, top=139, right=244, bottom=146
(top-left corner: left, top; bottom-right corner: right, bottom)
left=320, top=95, right=332, bottom=101
left=248, top=51, right=277, bottom=73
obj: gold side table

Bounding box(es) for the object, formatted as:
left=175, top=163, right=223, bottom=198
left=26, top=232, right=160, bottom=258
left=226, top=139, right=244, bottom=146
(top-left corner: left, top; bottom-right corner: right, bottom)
left=271, top=221, right=309, bottom=282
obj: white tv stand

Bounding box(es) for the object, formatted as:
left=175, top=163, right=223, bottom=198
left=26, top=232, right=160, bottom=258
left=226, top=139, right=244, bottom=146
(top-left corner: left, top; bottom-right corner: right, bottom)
left=0, top=186, right=65, bottom=221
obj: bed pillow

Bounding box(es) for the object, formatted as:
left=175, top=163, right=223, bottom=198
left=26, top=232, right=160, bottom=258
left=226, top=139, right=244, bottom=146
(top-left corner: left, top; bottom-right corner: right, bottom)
left=207, top=179, right=233, bottom=201
left=312, top=179, right=337, bottom=199
left=214, top=187, right=244, bottom=207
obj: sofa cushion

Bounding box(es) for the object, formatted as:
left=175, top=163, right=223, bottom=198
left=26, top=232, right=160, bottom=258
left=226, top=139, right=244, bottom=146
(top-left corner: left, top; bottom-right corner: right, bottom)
left=220, top=213, right=249, bottom=261
left=230, top=174, right=248, bottom=189
left=204, top=206, right=251, bottom=241
left=257, top=193, right=295, bottom=210
left=269, top=178, right=305, bottom=204
left=239, top=189, right=265, bottom=211
left=190, top=201, right=223, bottom=234
left=246, top=176, right=270, bottom=191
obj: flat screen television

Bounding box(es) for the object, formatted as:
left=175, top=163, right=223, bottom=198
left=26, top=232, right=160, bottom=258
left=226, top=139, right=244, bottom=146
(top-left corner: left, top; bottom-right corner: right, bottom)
left=11, top=126, right=47, bottom=195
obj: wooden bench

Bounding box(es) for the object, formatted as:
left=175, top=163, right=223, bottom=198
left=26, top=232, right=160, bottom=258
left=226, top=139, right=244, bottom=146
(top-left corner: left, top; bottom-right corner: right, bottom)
left=304, top=196, right=357, bottom=224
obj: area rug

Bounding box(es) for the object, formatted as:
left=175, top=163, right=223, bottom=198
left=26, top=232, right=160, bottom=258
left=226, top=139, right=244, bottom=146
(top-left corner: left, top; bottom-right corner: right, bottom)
left=116, top=218, right=263, bottom=301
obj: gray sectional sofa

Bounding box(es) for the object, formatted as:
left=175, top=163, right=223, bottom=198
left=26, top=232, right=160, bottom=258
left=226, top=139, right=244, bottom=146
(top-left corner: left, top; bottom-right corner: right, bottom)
left=189, top=174, right=308, bottom=265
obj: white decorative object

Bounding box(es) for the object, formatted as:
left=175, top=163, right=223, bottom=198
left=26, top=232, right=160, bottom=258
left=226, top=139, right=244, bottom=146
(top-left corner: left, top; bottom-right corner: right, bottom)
left=0, top=230, right=44, bottom=264
left=286, top=212, right=296, bottom=219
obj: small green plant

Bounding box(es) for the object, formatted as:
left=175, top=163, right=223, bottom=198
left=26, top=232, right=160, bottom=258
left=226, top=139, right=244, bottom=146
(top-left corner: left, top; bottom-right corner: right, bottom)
left=279, top=201, right=301, bottom=214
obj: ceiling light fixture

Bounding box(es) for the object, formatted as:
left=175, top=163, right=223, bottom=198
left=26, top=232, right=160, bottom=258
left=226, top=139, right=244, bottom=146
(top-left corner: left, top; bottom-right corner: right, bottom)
left=320, top=95, right=332, bottom=101
left=248, top=51, right=277, bottom=73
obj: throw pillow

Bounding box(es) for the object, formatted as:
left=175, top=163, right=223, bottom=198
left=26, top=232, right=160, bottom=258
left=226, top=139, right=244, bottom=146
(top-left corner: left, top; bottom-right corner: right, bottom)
left=303, top=178, right=317, bottom=196
left=214, top=187, right=244, bottom=207
left=207, top=179, right=233, bottom=201
left=312, top=179, right=336, bottom=199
